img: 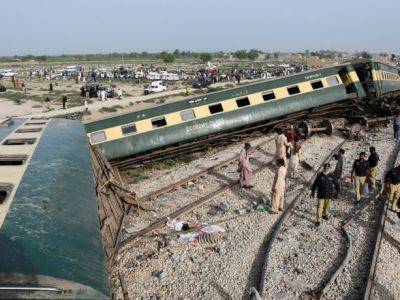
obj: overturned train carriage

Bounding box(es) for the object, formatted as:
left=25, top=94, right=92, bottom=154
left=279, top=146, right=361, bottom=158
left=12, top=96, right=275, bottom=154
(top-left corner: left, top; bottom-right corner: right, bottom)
left=85, top=60, right=400, bottom=161
left=0, top=118, right=109, bottom=299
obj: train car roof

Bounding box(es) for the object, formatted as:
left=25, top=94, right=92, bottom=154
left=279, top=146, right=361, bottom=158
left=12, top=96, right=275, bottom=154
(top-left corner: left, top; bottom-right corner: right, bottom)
left=85, top=63, right=351, bottom=133
left=0, top=118, right=109, bottom=299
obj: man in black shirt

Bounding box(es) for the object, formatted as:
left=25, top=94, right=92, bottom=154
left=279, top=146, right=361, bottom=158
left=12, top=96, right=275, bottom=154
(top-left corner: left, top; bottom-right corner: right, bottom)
left=351, top=152, right=369, bottom=202
left=384, top=165, right=400, bottom=211
left=311, top=163, right=340, bottom=226
left=367, top=147, right=379, bottom=191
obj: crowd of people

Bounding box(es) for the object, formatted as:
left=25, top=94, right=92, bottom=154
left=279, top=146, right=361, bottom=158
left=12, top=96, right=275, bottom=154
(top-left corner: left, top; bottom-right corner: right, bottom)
left=237, top=126, right=400, bottom=227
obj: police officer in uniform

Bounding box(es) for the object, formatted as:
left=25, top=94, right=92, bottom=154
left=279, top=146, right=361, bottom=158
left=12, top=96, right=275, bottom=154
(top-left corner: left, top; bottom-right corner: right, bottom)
left=311, top=163, right=340, bottom=226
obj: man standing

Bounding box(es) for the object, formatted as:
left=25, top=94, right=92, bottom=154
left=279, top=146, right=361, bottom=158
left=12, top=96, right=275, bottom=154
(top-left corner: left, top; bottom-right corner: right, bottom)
left=117, top=88, right=123, bottom=99
left=274, top=128, right=290, bottom=161
left=311, top=163, right=340, bottom=226
left=270, top=159, right=287, bottom=214
left=238, top=143, right=253, bottom=189
left=367, top=147, right=380, bottom=191
left=333, top=148, right=345, bottom=181
left=287, top=138, right=301, bottom=178
left=384, top=165, right=400, bottom=211
left=62, top=95, right=67, bottom=109
left=394, top=113, right=400, bottom=141
left=351, top=152, right=369, bottom=202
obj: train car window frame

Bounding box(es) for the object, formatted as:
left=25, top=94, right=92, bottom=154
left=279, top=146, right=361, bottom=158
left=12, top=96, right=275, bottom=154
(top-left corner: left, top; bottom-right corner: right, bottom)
left=236, top=97, right=250, bottom=108
left=121, top=124, right=137, bottom=136
left=151, top=116, right=167, bottom=128
left=208, top=103, right=224, bottom=114
left=90, top=131, right=106, bottom=143
left=287, top=85, right=301, bottom=95
left=15, top=128, right=43, bottom=133
left=326, top=76, right=339, bottom=86
left=0, top=183, right=13, bottom=204
left=0, top=155, right=28, bottom=166
left=3, top=138, right=36, bottom=145
left=25, top=122, right=47, bottom=126
left=311, top=80, right=324, bottom=90
left=180, top=109, right=196, bottom=121
left=262, top=91, right=276, bottom=101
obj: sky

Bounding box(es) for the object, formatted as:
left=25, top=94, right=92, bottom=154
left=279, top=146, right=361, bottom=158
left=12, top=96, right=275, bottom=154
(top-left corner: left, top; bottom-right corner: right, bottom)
left=2, top=0, right=399, bottom=56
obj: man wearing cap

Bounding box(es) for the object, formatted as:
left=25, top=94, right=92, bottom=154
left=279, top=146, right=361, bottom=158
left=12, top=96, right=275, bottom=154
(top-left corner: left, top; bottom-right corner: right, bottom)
left=311, top=163, right=340, bottom=226
left=351, top=152, right=370, bottom=202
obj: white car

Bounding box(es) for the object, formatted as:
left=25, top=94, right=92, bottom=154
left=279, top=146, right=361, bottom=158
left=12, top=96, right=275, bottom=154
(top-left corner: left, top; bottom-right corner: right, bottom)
left=3, top=70, right=17, bottom=77
left=147, top=72, right=161, bottom=80
left=160, top=72, right=179, bottom=81
left=144, top=81, right=167, bottom=95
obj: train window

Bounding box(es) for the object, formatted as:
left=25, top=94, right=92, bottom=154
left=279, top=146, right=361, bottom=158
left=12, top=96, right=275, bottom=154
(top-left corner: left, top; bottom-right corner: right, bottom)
left=121, top=124, right=137, bottom=135
left=180, top=109, right=196, bottom=121
left=236, top=97, right=250, bottom=107
left=90, top=131, right=106, bottom=143
left=311, top=80, right=324, bottom=90
left=15, top=128, right=42, bottom=133
left=327, top=76, right=339, bottom=86
left=30, top=117, right=49, bottom=120
left=262, top=91, right=276, bottom=101
left=151, top=116, right=167, bottom=128
left=0, top=155, right=28, bottom=166
left=287, top=86, right=300, bottom=95
left=0, top=184, right=13, bottom=204
left=25, top=122, right=46, bottom=125
left=209, top=103, right=224, bottom=114
left=3, top=138, right=36, bottom=145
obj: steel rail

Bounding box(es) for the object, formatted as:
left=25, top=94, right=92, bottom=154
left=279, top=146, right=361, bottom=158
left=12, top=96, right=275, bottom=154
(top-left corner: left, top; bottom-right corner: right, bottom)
left=318, top=144, right=399, bottom=299
left=137, top=136, right=275, bottom=202
left=363, top=142, right=400, bottom=300
left=116, top=135, right=314, bottom=250
left=253, top=138, right=348, bottom=298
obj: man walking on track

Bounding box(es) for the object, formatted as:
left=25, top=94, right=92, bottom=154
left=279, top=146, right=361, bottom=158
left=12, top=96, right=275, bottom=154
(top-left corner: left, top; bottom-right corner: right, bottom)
left=238, top=143, right=253, bottom=189
left=385, top=165, right=400, bottom=211
left=351, top=152, right=369, bottom=202
left=270, top=159, right=287, bottom=214
left=311, top=163, right=340, bottom=226
left=367, top=146, right=379, bottom=191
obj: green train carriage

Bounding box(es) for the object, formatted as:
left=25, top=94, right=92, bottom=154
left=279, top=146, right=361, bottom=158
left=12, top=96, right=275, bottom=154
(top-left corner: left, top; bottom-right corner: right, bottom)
left=0, top=118, right=109, bottom=299
left=85, top=62, right=367, bottom=160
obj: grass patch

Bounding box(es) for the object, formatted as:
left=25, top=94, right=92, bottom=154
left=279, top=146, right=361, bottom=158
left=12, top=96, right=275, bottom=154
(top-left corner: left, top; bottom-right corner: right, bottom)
left=207, top=86, right=224, bottom=93
left=99, top=105, right=123, bottom=113
left=0, top=92, right=28, bottom=101
left=122, top=154, right=196, bottom=184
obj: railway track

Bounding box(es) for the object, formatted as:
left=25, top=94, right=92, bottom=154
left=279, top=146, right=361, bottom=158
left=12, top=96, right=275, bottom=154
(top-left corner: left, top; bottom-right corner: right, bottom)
left=251, top=138, right=348, bottom=299
left=116, top=133, right=285, bottom=249
left=320, top=142, right=399, bottom=300
left=257, top=127, right=399, bottom=299
left=113, top=133, right=349, bottom=299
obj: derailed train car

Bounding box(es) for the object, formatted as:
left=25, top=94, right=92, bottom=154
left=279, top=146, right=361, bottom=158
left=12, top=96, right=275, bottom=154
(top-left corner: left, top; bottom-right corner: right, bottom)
left=85, top=59, right=400, bottom=161
left=0, top=118, right=109, bottom=299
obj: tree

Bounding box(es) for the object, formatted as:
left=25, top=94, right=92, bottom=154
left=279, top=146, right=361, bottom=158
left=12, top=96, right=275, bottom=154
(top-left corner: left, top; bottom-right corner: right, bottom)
left=247, top=49, right=259, bottom=60
left=273, top=52, right=279, bottom=59
left=234, top=50, right=247, bottom=60
left=359, top=51, right=372, bottom=59
left=199, top=52, right=212, bottom=63
left=161, top=53, right=175, bottom=63
left=173, top=49, right=180, bottom=57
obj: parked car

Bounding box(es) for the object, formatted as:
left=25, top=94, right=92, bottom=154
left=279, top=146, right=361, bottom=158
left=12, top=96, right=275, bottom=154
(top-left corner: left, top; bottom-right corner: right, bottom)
left=144, top=81, right=167, bottom=95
